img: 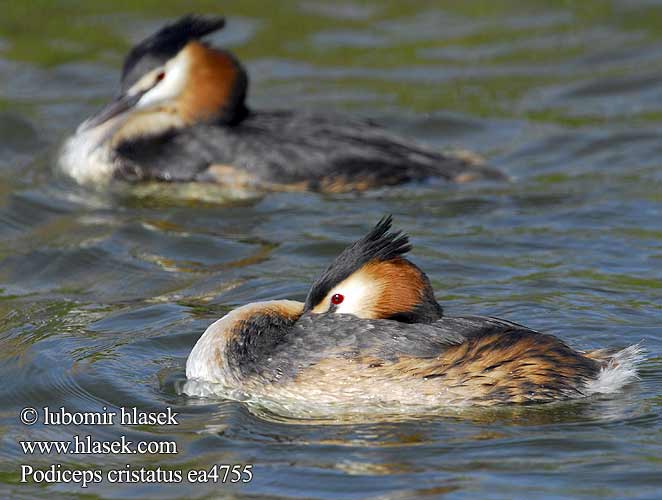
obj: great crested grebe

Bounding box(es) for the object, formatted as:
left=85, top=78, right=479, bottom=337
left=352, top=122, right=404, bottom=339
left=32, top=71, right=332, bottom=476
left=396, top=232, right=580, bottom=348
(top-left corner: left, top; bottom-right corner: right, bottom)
left=59, top=15, right=506, bottom=192
left=185, top=217, right=642, bottom=413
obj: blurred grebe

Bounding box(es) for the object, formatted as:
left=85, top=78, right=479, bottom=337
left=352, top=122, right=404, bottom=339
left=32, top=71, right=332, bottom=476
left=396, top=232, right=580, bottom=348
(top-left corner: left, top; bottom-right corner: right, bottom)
left=60, top=15, right=506, bottom=192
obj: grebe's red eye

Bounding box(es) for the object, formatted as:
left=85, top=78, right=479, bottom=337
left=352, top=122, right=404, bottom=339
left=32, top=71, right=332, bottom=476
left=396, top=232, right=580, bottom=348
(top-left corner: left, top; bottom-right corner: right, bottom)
left=155, top=71, right=165, bottom=83
left=331, top=293, right=344, bottom=305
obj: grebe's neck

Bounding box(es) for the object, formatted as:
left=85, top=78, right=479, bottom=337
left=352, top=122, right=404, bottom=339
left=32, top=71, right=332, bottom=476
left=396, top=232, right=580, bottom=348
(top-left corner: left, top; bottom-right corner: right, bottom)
left=186, top=300, right=304, bottom=386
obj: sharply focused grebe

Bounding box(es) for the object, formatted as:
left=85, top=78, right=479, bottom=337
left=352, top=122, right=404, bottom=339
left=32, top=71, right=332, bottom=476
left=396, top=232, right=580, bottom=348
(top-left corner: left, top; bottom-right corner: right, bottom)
left=59, top=15, right=506, bottom=192
left=185, top=217, right=642, bottom=413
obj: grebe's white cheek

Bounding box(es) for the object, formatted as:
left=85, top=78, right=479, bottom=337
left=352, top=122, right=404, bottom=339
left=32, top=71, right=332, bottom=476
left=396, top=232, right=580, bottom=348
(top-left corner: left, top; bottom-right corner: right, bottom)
left=334, top=294, right=357, bottom=316
left=332, top=279, right=373, bottom=317
left=136, top=53, right=190, bottom=109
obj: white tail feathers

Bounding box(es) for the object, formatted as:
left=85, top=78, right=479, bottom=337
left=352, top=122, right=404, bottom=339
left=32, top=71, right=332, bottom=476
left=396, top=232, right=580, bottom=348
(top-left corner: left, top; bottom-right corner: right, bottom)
left=584, top=344, right=645, bottom=395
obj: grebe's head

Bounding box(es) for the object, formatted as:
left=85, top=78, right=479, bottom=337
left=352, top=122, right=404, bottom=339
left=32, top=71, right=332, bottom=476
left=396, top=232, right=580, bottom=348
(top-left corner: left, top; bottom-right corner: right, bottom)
left=78, top=15, right=248, bottom=140
left=303, top=216, right=443, bottom=323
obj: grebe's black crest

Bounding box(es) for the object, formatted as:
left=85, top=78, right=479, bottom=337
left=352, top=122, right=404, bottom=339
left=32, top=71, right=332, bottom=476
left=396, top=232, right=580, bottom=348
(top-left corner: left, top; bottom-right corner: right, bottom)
left=121, top=14, right=226, bottom=91
left=304, top=216, right=411, bottom=311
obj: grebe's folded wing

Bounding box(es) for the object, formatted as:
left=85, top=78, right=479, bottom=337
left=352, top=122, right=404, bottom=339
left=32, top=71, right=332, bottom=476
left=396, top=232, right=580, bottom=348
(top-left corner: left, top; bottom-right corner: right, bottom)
left=268, top=313, right=467, bottom=368
left=266, top=314, right=542, bottom=374
left=432, top=315, right=541, bottom=339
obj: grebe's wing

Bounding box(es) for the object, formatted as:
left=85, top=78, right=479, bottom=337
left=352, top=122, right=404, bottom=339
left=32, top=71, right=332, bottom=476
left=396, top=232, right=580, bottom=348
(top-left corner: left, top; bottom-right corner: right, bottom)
left=219, top=313, right=544, bottom=385
left=262, top=313, right=466, bottom=368
left=433, top=315, right=541, bottom=338
left=265, top=314, right=543, bottom=371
